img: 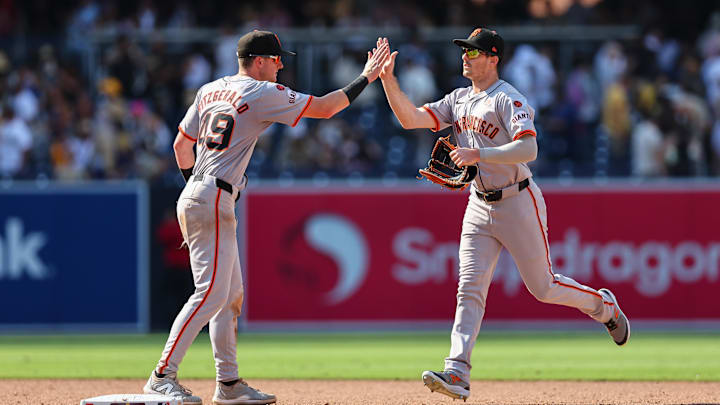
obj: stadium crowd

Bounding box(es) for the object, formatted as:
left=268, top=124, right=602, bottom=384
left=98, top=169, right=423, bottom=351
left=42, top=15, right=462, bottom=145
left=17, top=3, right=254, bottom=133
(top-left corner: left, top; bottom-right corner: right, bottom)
left=1, top=0, right=720, bottom=184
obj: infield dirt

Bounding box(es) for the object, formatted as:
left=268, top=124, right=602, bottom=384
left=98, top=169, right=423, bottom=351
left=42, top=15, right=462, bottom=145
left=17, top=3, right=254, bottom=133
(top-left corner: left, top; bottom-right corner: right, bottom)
left=1, top=379, right=718, bottom=405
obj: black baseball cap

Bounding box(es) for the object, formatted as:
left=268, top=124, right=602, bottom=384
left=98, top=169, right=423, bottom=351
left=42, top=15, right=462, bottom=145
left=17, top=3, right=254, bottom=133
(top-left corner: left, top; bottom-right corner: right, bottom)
left=453, top=28, right=504, bottom=60
left=236, top=30, right=296, bottom=58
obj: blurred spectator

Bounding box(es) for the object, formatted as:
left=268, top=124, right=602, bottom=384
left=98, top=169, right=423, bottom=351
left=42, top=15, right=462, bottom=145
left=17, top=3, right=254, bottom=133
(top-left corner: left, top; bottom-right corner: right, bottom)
left=701, top=36, right=720, bottom=116
left=136, top=0, right=157, bottom=32
left=677, top=52, right=705, bottom=97
left=130, top=102, right=173, bottom=180
left=37, top=45, right=59, bottom=82
left=182, top=48, right=212, bottom=91
left=10, top=67, right=39, bottom=122
left=503, top=44, right=556, bottom=113
left=601, top=79, right=632, bottom=165
left=594, top=41, right=628, bottom=94
left=215, top=25, right=240, bottom=78
left=68, top=0, right=100, bottom=34
left=631, top=87, right=666, bottom=177
left=66, top=0, right=100, bottom=52
left=699, top=12, right=720, bottom=61
left=643, top=28, right=681, bottom=77
left=94, top=77, right=127, bottom=177
left=105, top=35, right=147, bottom=98
left=565, top=54, right=600, bottom=126
left=398, top=57, right=437, bottom=106
left=540, top=91, right=578, bottom=170
left=65, top=119, right=96, bottom=179
left=666, top=82, right=712, bottom=175
left=0, top=106, right=32, bottom=178
left=397, top=34, right=437, bottom=106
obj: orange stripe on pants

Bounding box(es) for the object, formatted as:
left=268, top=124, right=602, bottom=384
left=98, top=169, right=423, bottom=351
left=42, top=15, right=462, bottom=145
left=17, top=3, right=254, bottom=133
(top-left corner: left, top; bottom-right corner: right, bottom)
left=527, top=187, right=607, bottom=302
left=158, top=188, right=222, bottom=374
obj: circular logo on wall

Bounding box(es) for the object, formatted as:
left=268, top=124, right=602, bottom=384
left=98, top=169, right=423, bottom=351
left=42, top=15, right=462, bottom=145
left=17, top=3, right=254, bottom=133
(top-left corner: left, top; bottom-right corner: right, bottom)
left=278, top=213, right=369, bottom=305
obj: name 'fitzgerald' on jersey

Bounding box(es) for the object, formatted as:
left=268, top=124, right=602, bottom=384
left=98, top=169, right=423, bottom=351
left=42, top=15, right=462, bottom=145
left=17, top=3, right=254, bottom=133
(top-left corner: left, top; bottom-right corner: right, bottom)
left=197, top=89, right=246, bottom=114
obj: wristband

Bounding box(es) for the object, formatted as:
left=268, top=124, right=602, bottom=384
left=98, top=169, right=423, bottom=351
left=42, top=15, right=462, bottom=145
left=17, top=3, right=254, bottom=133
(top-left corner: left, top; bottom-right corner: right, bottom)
left=341, top=75, right=369, bottom=104
left=181, top=167, right=194, bottom=183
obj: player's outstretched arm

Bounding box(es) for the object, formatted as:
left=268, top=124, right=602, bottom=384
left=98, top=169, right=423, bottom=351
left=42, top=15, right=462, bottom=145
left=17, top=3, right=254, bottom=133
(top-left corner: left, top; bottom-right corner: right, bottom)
left=303, top=39, right=390, bottom=119
left=378, top=38, right=436, bottom=130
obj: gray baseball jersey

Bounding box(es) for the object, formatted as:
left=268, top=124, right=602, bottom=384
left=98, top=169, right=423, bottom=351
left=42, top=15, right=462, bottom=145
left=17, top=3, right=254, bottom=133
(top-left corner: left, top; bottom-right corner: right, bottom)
left=422, top=80, right=536, bottom=191
left=178, top=76, right=313, bottom=188
left=154, top=76, right=313, bottom=382
left=422, top=79, right=621, bottom=383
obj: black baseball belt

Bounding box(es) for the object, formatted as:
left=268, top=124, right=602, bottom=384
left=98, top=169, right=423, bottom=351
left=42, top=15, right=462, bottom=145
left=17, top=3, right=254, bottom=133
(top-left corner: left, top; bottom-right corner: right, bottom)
left=475, top=178, right=530, bottom=202
left=193, top=174, right=240, bottom=201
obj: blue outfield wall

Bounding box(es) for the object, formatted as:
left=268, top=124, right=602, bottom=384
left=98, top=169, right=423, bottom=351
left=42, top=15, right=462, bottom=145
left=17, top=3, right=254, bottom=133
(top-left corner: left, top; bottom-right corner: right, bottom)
left=0, top=181, right=149, bottom=332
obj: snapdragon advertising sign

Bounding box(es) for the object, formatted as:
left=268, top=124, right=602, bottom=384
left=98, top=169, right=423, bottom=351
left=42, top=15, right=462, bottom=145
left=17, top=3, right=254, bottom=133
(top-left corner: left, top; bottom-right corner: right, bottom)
left=246, top=184, right=720, bottom=321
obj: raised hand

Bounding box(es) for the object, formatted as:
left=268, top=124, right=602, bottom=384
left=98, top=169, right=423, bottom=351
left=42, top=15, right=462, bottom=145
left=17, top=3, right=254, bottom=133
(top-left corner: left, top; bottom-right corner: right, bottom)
left=361, top=38, right=391, bottom=83
left=377, top=38, right=398, bottom=81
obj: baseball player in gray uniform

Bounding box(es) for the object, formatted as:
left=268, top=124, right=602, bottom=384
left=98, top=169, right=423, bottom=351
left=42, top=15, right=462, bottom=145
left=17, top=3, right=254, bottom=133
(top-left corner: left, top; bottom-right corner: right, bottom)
left=377, top=29, right=629, bottom=402
left=143, top=30, right=389, bottom=405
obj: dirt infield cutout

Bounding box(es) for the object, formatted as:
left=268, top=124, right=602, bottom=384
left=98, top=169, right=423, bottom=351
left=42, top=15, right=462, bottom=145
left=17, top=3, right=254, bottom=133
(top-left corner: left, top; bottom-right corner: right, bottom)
left=1, top=379, right=718, bottom=404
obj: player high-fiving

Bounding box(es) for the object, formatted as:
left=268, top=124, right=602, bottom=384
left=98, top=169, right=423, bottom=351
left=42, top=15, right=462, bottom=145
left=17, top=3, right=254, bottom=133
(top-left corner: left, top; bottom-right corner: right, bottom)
left=377, top=31, right=629, bottom=402
left=144, top=31, right=389, bottom=405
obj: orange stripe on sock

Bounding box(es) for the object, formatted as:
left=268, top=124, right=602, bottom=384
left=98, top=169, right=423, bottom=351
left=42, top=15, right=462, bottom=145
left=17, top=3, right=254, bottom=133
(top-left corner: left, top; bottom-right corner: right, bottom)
left=159, top=188, right=222, bottom=374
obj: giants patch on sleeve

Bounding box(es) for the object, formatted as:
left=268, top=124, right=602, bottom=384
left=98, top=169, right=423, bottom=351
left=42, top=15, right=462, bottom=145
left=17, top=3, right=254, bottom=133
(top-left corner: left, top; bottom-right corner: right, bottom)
left=512, top=112, right=530, bottom=124
left=287, top=89, right=297, bottom=104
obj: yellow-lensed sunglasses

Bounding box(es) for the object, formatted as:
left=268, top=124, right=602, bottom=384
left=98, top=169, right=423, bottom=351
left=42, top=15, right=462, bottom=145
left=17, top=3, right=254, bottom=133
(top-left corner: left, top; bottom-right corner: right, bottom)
left=462, top=48, right=487, bottom=59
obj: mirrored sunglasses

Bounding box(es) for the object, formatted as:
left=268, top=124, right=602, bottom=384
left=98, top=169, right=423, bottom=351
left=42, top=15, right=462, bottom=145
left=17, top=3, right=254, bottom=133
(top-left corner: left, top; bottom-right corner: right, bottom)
left=248, top=54, right=281, bottom=64
left=462, top=48, right=487, bottom=59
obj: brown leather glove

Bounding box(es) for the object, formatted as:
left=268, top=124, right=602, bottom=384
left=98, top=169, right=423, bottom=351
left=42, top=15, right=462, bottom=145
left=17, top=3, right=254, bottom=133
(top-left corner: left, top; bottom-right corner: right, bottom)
left=417, top=135, right=478, bottom=191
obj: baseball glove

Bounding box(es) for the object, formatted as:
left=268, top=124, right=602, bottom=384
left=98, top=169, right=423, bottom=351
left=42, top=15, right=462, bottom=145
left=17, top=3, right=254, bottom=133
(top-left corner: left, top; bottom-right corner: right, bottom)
left=417, top=135, right=478, bottom=191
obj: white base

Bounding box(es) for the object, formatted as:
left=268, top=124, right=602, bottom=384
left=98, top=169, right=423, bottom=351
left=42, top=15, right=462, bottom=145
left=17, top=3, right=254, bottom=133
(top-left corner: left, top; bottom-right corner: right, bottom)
left=80, top=393, right=181, bottom=405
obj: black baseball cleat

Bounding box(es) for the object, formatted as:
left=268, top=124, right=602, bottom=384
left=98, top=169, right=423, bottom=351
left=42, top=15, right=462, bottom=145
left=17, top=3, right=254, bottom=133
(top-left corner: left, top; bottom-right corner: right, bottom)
left=599, top=288, right=630, bottom=346
left=422, top=370, right=470, bottom=402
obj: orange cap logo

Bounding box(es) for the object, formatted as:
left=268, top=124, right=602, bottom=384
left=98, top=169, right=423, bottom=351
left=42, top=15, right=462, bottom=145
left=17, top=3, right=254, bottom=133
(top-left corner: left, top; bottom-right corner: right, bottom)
left=470, top=28, right=483, bottom=37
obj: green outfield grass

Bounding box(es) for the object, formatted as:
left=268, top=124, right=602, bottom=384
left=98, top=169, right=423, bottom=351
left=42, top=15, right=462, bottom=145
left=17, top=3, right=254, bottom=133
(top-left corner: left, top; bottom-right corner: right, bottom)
left=0, top=331, right=717, bottom=380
